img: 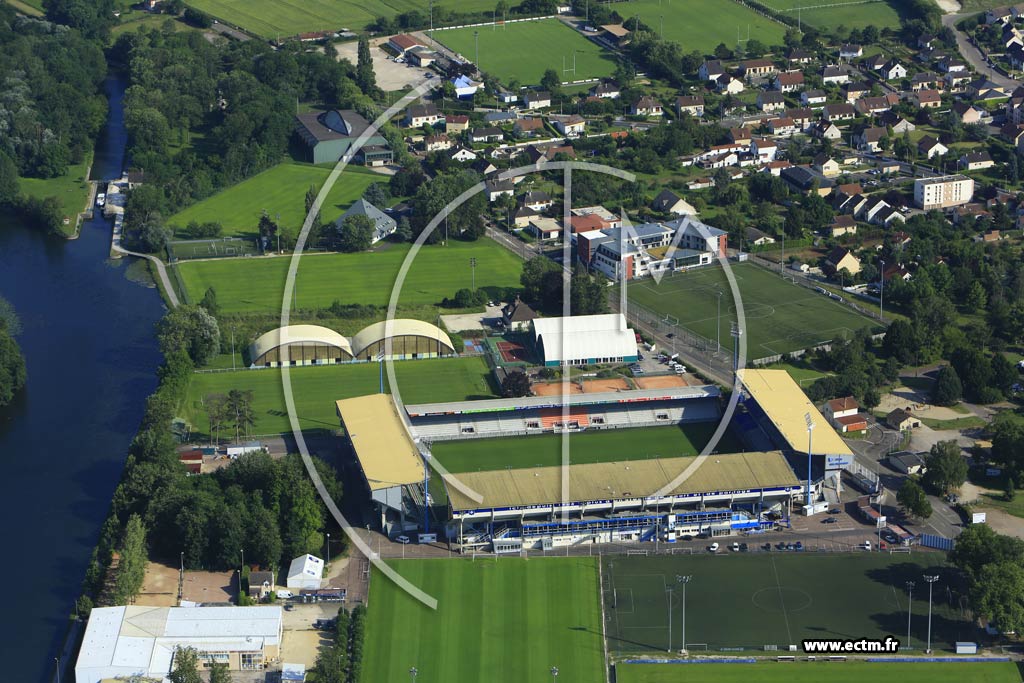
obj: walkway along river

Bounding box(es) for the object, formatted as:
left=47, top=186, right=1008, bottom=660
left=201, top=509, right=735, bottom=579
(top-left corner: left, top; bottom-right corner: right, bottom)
left=0, top=75, right=165, bottom=682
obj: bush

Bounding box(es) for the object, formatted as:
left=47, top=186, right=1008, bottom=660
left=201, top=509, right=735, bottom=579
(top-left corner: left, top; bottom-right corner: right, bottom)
left=183, top=7, right=212, bottom=27
left=442, top=288, right=488, bottom=309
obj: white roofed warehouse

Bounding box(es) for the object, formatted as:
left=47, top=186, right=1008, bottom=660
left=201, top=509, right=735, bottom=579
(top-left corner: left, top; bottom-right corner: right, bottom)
left=531, top=313, right=639, bottom=367
left=74, top=605, right=283, bottom=683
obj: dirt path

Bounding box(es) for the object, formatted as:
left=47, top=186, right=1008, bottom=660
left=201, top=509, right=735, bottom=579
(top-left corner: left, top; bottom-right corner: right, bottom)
left=933, top=0, right=961, bottom=13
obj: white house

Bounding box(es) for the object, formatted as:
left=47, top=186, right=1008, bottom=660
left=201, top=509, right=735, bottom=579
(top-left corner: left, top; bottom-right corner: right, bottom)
left=287, top=554, right=325, bottom=590
left=882, top=59, right=907, bottom=81
left=750, top=138, right=778, bottom=162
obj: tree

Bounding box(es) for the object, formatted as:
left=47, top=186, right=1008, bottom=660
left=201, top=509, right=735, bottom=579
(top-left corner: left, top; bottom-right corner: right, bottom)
left=896, top=478, right=932, bottom=519
left=206, top=393, right=230, bottom=445
left=363, top=182, right=388, bottom=206
left=541, top=68, right=561, bottom=93
left=208, top=663, right=232, bottom=683
left=156, top=306, right=221, bottom=367
left=199, top=287, right=219, bottom=318
left=570, top=270, right=609, bottom=315
left=1006, top=475, right=1017, bottom=502
left=303, top=184, right=320, bottom=232
left=923, top=440, right=968, bottom=495
left=168, top=647, right=202, bottom=683
left=227, top=389, right=256, bottom=443
left=972, top=561, right=1024, bottom=635
left=258, top=212, right=279, bottom=249
left=951, top=523, right=1024, bottom=582
left=930, top=365, right=963, bottom=406
left=862, top=387, right=881, bottom=412
left=0, top=151, right=19, bottom=207
left=521, top=256, right=560, bottom=306
left=356, top=34, right=378, bottom=94
left=338, top=214, right=375, bottom=252
left=0, top=319, right=26, bottom=408
left=501, top=370, right=531, bottom=398
left=882, top=318, right=917, bottom=365
left=113, top=514, right=148, bottom=604
left=395, top=216, right=413, bottom=242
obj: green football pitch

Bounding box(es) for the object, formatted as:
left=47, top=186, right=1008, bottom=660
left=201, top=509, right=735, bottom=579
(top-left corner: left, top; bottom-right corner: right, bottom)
left=179, top=356, right=496, bottom=436
left=610, top=0, right=786, bottom=53
left=166, top=161, right=382, bottom=239
left=431, top=422, right=744, bottom=473
left=176, top=239, right=523, bottom=314
left=184, top=0, right=496, bottom=38
left=625, top=262, right=881, bottom=361
left=603, top=554, right=971, bottom=654
left=757, top=0, right=902, bottom=29
left=616, top=662, right=1023, bottom=683
left=432, top=19, right=616, bottom=86
left=364, top=558, right=606, bottom=683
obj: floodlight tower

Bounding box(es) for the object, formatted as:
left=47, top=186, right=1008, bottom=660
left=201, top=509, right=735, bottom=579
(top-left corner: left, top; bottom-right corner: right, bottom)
left=924, top=575, right=939, bottom=653
left=804, top=412, right=815, bottom=507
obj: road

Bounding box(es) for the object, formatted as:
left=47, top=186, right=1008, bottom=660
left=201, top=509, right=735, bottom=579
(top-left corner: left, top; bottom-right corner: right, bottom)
left=210, top=20, right=252, bottom=42
left=942, top=12, right=1021, bottom=90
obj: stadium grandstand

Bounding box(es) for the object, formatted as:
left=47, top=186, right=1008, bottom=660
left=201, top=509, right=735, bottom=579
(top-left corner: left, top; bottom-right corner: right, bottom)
left=405, top=386, right=720, bottom=441
left=737, top=368, right=856, bottom=502
left=336, top=394, right=429, bottom=533
left=249, top=320, right=454, bottom=367
left=446, top=452, right=802, bottom=550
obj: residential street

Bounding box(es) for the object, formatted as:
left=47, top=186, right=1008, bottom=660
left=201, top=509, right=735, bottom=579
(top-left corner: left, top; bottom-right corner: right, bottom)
left=942, top=12, right=1021, bottom=90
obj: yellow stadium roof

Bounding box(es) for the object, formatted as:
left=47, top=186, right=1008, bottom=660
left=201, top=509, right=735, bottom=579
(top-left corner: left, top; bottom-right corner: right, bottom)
left=737, top=368, right=853, bottom=457
left=446, top=451, right=800, bottom=512
left=336, top=394, right=423, bottom=491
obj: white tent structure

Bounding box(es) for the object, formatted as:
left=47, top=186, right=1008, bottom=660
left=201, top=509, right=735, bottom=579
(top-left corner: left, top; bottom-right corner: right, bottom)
left=286, top=554, right=324, bottom=590
left=531, top=313, right=639, bottom=367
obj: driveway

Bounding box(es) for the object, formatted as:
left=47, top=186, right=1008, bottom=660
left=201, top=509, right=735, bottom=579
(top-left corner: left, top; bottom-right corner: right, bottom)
left=441, top=303, right=505, bottom=333
left=942, top=11, right=1021, bottom=90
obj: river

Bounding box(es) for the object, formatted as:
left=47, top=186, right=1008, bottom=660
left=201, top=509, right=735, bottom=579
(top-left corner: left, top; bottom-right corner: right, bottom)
left=0, top=75, right=164, bottom=682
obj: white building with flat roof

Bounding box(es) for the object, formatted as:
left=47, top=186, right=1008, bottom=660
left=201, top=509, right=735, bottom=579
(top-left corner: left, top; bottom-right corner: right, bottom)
left=75, top=605, right=283, bottom=683
left=914, top=175, right=974, bottom=210
left=287, top=554, right=325, bottom=590
left=532, top=314, right=639, bottom=367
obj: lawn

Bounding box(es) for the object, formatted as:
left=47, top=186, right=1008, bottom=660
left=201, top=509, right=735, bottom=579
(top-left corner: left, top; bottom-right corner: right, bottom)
left=762, top=359, right=831, bottom=387
left=604, top=553, right=970, bottom=653
left=617, top=663, right=1023, bottom=683
left=432, top=19, right=616, bottom=86
left=611, top=0, right=785, bottom=54
left=184, top=0, right=497, bottom=38
left=364, top=557, right=605, bottom=683
left=166, top=161, right=383, bottom=238
left=431, top=423, right=744, bottom=473
left=4, top=0, right=43, bottom=15
left=112, top=11, right=195, bottom=36
left=179, top=356, right=496, bottom=436
left=176, top=239, right=523, bottom=314
left=625, top=262, right=882, bottom=361
left=18, top=157, right=92, bottom=236
left=758, top=0, right=902, bottom=29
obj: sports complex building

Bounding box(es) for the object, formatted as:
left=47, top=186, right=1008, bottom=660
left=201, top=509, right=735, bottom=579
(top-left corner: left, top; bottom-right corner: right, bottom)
left=248, top=321, right=455, bottom=367
left=337, top=368, right=855, bottom=551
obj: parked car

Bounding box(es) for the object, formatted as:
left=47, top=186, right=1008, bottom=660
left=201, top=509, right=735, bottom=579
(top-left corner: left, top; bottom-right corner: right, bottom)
left=762, top=543, right=772, bottom=551
left=822, top=517, right=838, bottom=524
left=680, top=534, right=693, bottom=542
left=880, top=529, right=898, bottom=544
left=794, top=541, right=803, bottom=551
left=860, top=541, right=872, bottom=551
left=396, top=535, right=410, bottom=544
left=730, top=542, right=740, bottom=552
left=739, top=543, right=749, bottom=552
left=708, top=542, right=720, bottom=552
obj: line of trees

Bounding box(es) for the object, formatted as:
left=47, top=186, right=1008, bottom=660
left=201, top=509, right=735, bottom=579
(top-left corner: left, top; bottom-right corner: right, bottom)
left=951, top=524, right=1024, bottom=634
left=311, top=605, right=367, bottom=683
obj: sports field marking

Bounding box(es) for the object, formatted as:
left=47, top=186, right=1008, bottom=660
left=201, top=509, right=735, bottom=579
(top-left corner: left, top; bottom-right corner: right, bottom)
left=769, top=554, right=794, bottom=645
left=617, top=587, right=635, bottom=614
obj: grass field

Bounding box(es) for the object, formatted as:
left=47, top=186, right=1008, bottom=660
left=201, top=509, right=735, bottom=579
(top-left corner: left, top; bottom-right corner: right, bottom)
left=184, top=0, right=497, bottom=38
left=433, top=19, right=615, bottom=86
left=18, top=157, right=92, bottom=236
left=364, top=558, right=605, bottom=683
left=431, top=423, right=744, bottom=473
left=166, top=161, right=383, bottom=239
left=617, top=662, right=1023, bottom=683
left=611, top=0, right=786, bottom=54
left=3, top=0, right=43, bottom=15
left=179, top=356, right=495, bottom=436
left=758, top=0, right=901, bottom=29
left=626, top=263, right=881, bottom=360
left=604, top=554, right=970, bottom=653
left=176, top=239, right=523, bottom=314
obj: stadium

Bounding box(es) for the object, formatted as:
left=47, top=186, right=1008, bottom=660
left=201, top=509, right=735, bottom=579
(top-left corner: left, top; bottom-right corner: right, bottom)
left=337, top=366, right=857, bottom=552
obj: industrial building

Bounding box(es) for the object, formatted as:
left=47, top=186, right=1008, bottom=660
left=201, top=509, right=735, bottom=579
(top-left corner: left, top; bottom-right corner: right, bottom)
left=293, top=109, right=390, bottom=165
left=531, top=313, right=639, bottom=366
left=287, top=554, right=325, bottom=590
left=248, top=321, right=454, bottom=367
left=75, top=606, right=283, bottom=683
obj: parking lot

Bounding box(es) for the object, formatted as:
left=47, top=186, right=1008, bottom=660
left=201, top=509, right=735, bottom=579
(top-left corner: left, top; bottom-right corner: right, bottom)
left=332, top=38, right=435, bottom=91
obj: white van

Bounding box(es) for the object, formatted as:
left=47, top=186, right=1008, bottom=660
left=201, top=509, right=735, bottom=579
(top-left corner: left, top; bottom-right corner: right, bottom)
left=859, top=541, right=872, bottom=551
left=276, top=589, right=293, bottom=599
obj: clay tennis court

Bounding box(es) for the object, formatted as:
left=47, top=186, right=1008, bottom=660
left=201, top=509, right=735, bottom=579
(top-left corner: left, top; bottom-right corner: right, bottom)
left=635, top=375, right=688, bottom=389
left=496, top=340, right=530, bottom=363
left=531, top=378, right=631, bottom=396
